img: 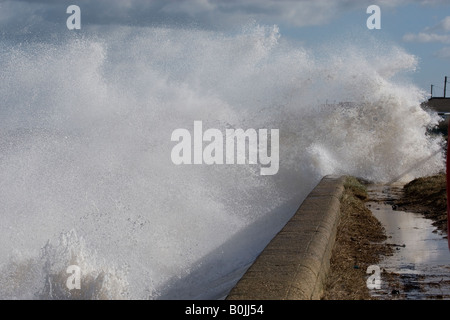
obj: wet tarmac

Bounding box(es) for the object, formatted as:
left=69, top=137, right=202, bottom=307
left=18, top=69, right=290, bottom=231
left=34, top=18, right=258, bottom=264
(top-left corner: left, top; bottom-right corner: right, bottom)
left=366, top=184, right=450, bottom=300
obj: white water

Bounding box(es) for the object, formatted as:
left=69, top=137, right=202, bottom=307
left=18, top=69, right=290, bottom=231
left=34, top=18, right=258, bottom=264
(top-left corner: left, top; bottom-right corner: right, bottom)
left=0, top=24, right=445, bottom=299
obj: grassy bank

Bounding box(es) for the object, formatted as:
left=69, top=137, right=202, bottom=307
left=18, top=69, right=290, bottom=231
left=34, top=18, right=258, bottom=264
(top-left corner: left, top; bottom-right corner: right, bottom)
left=395, top=173, right=447, bottom=234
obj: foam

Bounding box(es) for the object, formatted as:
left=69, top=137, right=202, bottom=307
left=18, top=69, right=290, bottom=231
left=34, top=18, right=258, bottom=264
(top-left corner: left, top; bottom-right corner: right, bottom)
left=0, top=24, right=444, bottom=299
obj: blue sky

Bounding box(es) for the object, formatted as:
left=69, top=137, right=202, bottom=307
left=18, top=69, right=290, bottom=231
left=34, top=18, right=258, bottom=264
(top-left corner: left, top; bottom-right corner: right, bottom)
left=280, top=2, right=450, bottom=94
left=394, top=3, right=450, bottom=94
left=0, top=0, right=449, bottom=96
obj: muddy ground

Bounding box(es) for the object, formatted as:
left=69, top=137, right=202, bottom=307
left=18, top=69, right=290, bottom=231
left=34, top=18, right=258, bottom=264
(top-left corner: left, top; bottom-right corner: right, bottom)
left=322, top=176, right=394, bottom=300
left=322, top=174, right=448, bottom=300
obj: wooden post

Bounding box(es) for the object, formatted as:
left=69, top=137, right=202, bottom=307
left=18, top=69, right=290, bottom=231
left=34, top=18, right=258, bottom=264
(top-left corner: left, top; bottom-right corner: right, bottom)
left=445, top=76, right=447, bottom=98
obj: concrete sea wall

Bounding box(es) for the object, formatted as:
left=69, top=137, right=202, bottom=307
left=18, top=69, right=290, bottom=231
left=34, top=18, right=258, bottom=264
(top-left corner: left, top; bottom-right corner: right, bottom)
left=226, top=175, right=345, bottom=300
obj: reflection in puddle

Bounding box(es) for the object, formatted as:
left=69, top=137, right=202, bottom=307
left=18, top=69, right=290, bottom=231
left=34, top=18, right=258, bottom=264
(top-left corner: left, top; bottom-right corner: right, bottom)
left=367, top=184, right=450, bottom=300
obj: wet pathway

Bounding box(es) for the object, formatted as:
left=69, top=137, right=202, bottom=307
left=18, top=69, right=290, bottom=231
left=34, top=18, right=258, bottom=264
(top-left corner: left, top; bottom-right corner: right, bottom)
left=366, top=184, right=450, bottom=300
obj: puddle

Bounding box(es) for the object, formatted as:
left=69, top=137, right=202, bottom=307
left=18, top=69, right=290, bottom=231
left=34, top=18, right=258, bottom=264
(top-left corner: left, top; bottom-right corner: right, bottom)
left=366, top=184, right=450, bottom=300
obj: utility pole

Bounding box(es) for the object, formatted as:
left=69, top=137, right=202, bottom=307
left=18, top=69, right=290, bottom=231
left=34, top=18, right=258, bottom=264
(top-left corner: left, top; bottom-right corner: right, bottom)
left=445, top=76, right=447, bottom=98
left=431, top=84, right=434, bottom=98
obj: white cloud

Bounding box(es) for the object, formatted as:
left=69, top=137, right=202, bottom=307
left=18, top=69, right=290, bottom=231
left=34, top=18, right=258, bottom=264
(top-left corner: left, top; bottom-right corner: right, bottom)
left=403, top=32, right=450, bottom=44
left=425, top=16, right=450, bottom=32
left=436, top=46, right=450, bottom=59
left=0, top=0, right=442, bottom=31
left=0, top=0, right=448, bottom=39
left=402, top=15, right=450, bottom=48
left=403, top=15, right=450, bottom=60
